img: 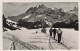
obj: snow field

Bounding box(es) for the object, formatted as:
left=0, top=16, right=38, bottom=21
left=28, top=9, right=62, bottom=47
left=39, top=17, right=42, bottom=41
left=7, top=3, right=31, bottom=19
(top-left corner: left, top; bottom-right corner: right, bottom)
left=3, top=28, right=79, bottom=50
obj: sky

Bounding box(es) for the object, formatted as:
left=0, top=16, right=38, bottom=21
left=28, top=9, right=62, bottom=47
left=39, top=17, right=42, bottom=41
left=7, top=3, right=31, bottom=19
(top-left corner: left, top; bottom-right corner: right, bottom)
left=3, top=2, right=78, bottom=17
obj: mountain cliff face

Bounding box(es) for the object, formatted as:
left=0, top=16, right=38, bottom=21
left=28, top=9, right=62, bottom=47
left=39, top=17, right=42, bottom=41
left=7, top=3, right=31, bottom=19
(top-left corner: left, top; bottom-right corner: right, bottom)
left=66, top=7, right=78, bottom=15
left=8, top=4, right=78, bottom=28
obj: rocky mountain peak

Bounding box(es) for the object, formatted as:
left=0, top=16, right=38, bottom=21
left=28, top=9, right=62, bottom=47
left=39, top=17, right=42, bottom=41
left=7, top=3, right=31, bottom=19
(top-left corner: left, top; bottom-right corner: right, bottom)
left=73, top=7, right=78, bottom=11
left=38, top=4, right=46, bottom=8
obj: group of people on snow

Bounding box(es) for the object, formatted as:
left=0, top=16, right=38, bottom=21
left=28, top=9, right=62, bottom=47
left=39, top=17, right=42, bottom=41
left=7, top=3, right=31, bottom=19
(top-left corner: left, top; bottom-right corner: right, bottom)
left=49, top=27, right=63, bottom=43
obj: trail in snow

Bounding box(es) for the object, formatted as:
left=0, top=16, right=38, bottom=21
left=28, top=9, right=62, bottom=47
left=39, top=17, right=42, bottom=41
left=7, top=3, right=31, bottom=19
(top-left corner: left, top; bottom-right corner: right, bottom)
left=3, top=28, right=78, bottom=50
left=3, top=34, right=44, bottom=50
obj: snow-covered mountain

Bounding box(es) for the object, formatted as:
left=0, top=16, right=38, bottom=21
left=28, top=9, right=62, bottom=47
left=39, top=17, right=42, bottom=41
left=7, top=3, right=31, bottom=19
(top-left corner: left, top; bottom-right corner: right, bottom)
left=8, top=4, right=78, bottom=23
left=3, top=15, right=19, bottom=30
left=7, top=4, right=78, bottom=29
left=66, top=7, right=78, bottom=15
left=6, top=19, right=17, bottom=24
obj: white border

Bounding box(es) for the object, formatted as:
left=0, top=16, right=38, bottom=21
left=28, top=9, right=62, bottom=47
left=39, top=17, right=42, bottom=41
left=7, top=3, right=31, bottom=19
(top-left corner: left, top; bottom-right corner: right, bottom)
left=2, top=0, right=80, bottom=2
left=0, top=0, right=80, bottom=51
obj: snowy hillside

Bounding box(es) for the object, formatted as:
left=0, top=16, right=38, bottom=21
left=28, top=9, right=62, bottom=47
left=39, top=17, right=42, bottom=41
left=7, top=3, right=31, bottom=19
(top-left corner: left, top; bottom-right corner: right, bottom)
left=22, top=14, right=31, bottom=19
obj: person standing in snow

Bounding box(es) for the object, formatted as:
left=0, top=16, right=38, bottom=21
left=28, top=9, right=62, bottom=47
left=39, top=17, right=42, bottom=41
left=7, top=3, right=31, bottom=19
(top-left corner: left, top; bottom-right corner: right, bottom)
left=41, top=28, right=46, bottom=33
left=49, top=27, right=53, bottom=37
left=52, top=27, right=57, bottom=40
left=57, top=27, right=63, bottom=43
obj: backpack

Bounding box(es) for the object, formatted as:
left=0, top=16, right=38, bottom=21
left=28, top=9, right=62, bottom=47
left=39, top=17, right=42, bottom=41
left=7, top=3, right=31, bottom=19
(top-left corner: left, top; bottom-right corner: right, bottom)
left=57, top=29, right=62, bottom=34
left=49, top=29, right=52, bottom=33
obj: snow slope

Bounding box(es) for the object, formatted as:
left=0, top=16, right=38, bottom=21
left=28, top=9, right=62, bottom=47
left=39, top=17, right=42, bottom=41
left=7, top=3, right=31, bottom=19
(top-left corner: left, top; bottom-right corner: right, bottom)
left=3, top=28, right=79, bottom=50
left=22, top=14, right=31, bottom=19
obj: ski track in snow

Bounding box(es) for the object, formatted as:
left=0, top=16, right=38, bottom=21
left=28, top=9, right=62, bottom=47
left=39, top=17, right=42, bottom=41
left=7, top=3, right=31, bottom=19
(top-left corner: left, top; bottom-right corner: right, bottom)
left=3, top=28, right=78, bottom=50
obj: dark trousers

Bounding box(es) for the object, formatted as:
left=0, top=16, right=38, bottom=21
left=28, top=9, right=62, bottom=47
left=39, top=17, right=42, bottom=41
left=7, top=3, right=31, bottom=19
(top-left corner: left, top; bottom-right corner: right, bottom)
left=58, top=34, right=62, bottom=43
left=53, top=33, right=56, bottom=39
left=50, top=32, right=52, bottom=36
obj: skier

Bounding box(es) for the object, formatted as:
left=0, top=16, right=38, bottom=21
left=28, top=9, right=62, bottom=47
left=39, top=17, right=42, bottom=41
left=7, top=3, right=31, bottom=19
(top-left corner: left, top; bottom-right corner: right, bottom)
left=49, top=27, right=53, bottom=37
left=9, top=37, right=15, bottom=50
left=52, top=27, right=57, bottom=40
left=41, top=28, right=46, bottom=33
left=57, top=27, right=63, bottom=43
